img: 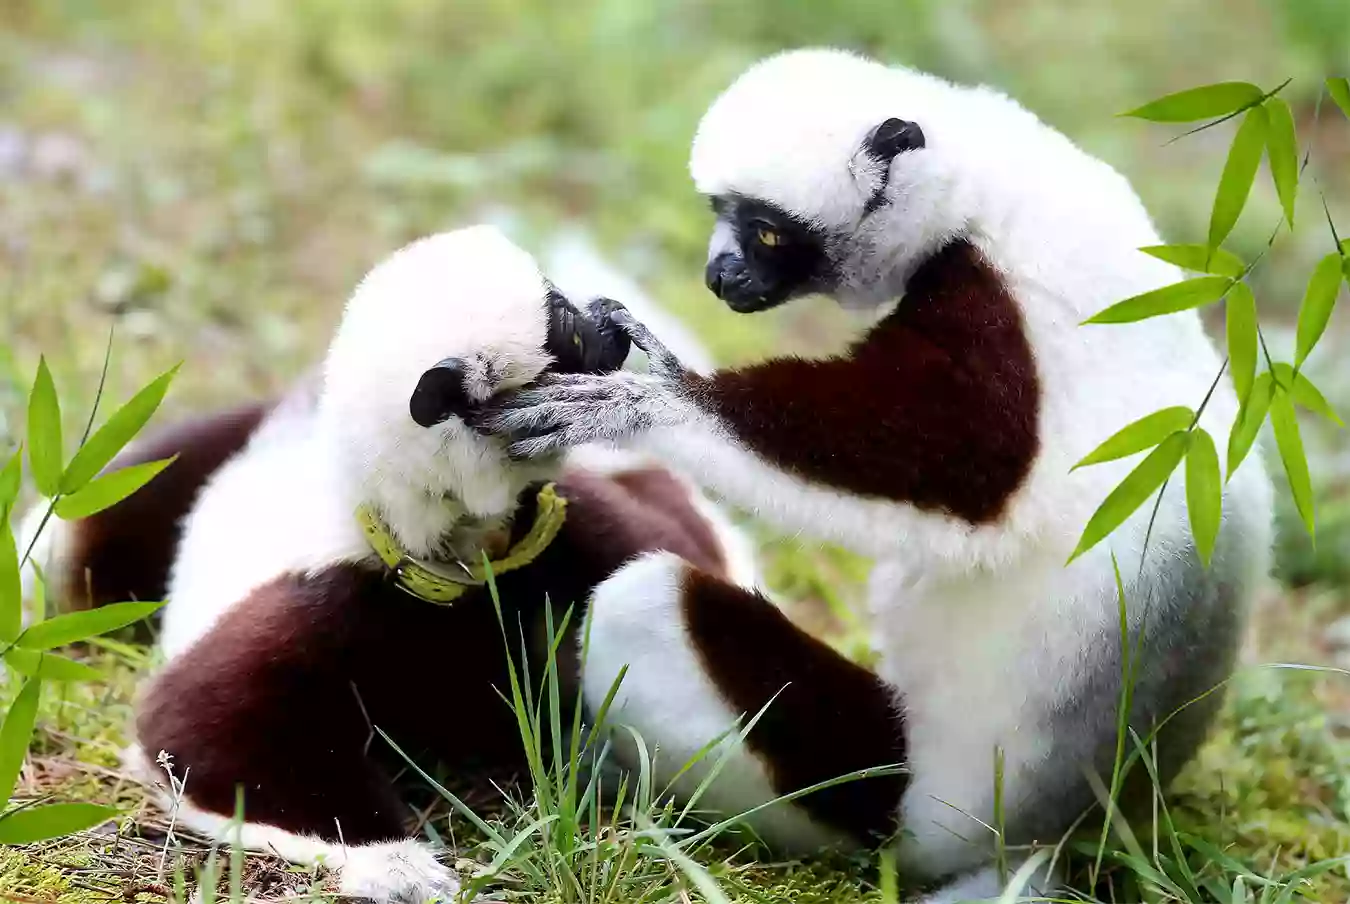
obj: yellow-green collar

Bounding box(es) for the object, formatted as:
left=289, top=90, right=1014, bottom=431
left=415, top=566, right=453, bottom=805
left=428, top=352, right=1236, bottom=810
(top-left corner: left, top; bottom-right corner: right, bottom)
left=355, top=482, right=568, bottom=605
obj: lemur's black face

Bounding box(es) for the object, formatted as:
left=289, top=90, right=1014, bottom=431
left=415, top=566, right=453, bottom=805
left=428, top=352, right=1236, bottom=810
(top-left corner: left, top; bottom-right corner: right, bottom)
left=703, top=116, right=926, bottom=314
left=408, top=290, right=630, bottom=428
left=704, top=196, right=836, bottom=313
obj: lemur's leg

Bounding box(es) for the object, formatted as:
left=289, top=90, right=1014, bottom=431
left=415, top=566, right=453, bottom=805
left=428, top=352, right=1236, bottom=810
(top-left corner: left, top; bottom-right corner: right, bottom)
left=133, top=570, right=460, bottom=903
left=18, top=402, right=270, bottom=616
left=582, top=551, right=907, bottom=853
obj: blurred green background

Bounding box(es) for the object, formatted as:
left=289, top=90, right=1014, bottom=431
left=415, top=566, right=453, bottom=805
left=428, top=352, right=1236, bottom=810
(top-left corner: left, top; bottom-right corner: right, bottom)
left=2, top=0, right=1350, bottom=895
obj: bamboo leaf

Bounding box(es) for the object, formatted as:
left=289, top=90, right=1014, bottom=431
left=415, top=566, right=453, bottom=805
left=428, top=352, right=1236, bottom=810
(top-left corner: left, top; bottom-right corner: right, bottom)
left=1278, top=367, right=1343, bottom=427
left=1209, top=105, right=1269, bottom=251
left=1227, top=282, right=1258, bottom=404
left=53, top=457, right=176, bottom=522
left=0, top=803, right=118, bottom=843
left=1329, top=78, right=1350, bottom=120
left=1122, top=82, right=1264, bottom=122
left=1186, top=429, right=1222, bottom=567
left=0, top=450, right=20, bottom=519
left=1294, top=253, right=1344, bottom=368
left=0, top=523, right=19, bottom=644
left=1228, top=371, right=1275, bottom=480
left=0, top=677, right=41, bottom=803
left=1073, top=406, right=1196, bottom=470
left=1085, top=277, right=1233, bottom=325
left=1069, top=432, right=1189, bottom=563
left=15, top=600, right=164, bottom=651
left=1139, top=244, right=1245, bottom=278
left=26, top=358, right=62, bottom=498
left=3, top=649, right=101, bottom=682
left=1263, top=97, right=1298, bottom=227
left=60, top=364, right=180, bottom=495
left=1270, top=389, right=1314, bottom=539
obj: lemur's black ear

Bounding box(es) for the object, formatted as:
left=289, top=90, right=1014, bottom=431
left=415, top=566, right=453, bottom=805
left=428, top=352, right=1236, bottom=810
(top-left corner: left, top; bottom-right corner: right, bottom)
left=409, top=357, right=471, bottom=427
left=864, top=117, right=925, bottom=161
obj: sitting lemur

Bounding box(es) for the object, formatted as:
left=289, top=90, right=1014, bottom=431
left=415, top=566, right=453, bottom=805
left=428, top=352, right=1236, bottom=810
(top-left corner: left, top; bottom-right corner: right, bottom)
left=18, top=226, right=761, bottom=903
left=480, top=49, right=1275, bottom=902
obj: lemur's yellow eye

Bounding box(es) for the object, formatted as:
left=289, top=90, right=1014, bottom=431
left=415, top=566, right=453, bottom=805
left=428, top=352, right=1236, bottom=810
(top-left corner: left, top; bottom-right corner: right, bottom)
left=756, top=227, right=782, bottom=247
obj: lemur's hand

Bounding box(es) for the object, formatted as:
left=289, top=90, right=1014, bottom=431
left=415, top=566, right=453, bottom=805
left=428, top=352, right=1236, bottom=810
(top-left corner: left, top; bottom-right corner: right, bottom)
left=473, top=303, right=693, bottom=460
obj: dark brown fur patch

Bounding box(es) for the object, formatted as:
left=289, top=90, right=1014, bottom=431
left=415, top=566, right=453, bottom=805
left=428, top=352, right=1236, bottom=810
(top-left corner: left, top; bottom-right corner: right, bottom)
left=136, top=468, right=731, bottom=841
left=679, top=568, right=906, bottom=843
left=684, top=239, right=1039, bottom=524
left=65, top=402, right=270, bottom=612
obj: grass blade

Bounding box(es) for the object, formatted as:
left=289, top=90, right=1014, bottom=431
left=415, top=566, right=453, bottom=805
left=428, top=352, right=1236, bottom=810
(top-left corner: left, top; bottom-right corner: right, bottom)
left=1227, top=371, right=1274, bottom=480
left=15, top=600, right=165, bottom=650
left=60, top=364, right=180, bottom=495
left=1122, top=82, right=1263, bottom=122
left=53, top=457, right=177, bottom=521
left=1140, top=244, right=1245, bottom=277
left=1073, top=406, right=1195, bottom=470
left=1186, top=428, right=1222, bottom=567
left=1208, top=105, right=1268, bottom=251
left=1227, top=282, right=1258, bottom=404
left=1328, top=77, right=1350, bottom=120
left=0, top=802, right=118, bottom=842
left=1084, top=276, right=1232, bottom=325
left=1293, top=252, right=1344, bottom=369
left=1263, top=96, right=1298, bottom=227
left=26, top=357, right=62, bottom=498
left=1068, top=432, right=1189, bottom=563
left=0, top=677, right=41, bottom=803
left=1269, top=389, right=1314, bottom=539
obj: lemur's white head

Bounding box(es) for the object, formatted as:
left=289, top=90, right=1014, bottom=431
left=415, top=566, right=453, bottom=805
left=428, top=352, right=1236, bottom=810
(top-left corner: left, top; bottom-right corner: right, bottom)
left=319, top=226, right=628, bottom=555
left=691, top=48, right=1065, bottom=311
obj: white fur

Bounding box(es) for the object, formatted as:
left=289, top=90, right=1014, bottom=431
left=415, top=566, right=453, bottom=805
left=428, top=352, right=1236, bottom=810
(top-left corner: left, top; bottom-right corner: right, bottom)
left=583, top=551, right=844, bottom=851
left=15, top=503, right=69, bottom=621
left=607, top=47, right=1277, bottom=891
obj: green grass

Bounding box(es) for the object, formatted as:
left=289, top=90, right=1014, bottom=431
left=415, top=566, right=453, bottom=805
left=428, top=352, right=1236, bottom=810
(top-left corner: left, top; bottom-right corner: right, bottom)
left=3, top=0, right=1350, bottom=901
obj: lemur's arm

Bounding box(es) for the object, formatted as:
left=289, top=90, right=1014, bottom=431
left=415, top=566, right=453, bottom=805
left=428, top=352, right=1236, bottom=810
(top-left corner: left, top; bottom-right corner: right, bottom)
left=482, top=241, right=1041, bottom=549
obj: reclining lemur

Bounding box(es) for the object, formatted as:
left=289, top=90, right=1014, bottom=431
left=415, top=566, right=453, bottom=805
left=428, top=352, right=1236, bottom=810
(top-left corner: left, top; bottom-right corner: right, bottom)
left=18, top=226, right=768, bottom=902
left=479, top=49, right=1276, bottom=903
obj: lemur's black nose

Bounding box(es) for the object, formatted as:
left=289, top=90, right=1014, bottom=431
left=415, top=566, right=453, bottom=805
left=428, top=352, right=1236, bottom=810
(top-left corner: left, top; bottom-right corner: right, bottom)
left=705, top=256, right=729, bottom=297
left=409, top=357, right=471, bottom=427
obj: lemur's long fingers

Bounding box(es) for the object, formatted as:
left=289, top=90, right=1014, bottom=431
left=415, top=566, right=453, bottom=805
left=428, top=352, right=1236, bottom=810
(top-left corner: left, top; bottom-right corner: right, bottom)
left=607, top=310, right=684, bottom=379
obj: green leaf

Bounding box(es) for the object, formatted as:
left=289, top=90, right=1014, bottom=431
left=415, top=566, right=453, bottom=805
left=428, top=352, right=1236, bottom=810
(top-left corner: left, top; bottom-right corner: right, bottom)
left=1073, top=406, right=1196, bottom=470
left=1139, top=244, right=1245, bottom=278
left=1085, top=276, right=1233, bottom=325
left=1227, top=371, right=1275, bottom=480
left=1186, top=429, right=1222, bottom=567
left=53, top=457, right=176, bottom=522
left=1122, top=82, right=1264, bottom=122
left=0, top=677, right=41, bottom=803
left=0, top=524, right=19, bottom=644
left=1294, top=253, right=1344, bottom=368
left=59, top=364, right=180, bottom=495
left=1226, top=282, right=1258, bottom=405
left=1102, top=278, right=1246, bottom=328
left=1263, top=97, right=1298, bottom=227
left=1069, top=432, right=1189, bottom=563
left=0, top=803, right=118, bottom=843
left=1208, top=105, right=1269, bottom=251
left=1283, top=368, right=1344, bottom=427
left=1270, top=389, right=1314, bottom=539
left=0, top=450, right=20, bottom=519
left=26, top=358, right=62, bottom=499
left=16, top=600, right=164, bottom=651
left=1329, top=78, right=1350, bottom=120
left=3, top=649, right=102, bottom=682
